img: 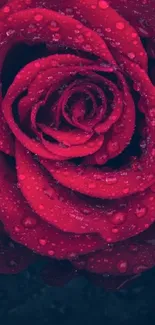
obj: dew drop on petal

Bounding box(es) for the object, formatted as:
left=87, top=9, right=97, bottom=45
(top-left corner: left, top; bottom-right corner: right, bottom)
left=107, top=141, right=119, bottom=154
left=39, top=239, right=47, bottom=246
left=48, top=250, right=55, bottom=256
left=105, top=176, right=118, bottom=185
left=110, top=212, right=127, bottom=225
left=7, top=259, right=18, bottom=268
left=151, top=148, right=155, bottom=157
left=34, top=14, right=43, bottom=21
left=43, top=187, right=55, bottom=198
left=133, top=265, right=148, bottom=274
left=105, top=28, right=111, bottom=33
left=39, top=204, right=44, bottom=210
left=3, top=6, right=10, bottom=13
left=14, top=226, right=20, bottom=233
left=131, top=32, right=137, bottom=38
left=128, top=52, right=136, bottom=59
left=116, top=22, right=125, bottom=30
left=75, top=35, right=85, bottom=44
left=91, top=4, right=96, bottom=9
left=122, top=188, right=130, bottom=195
left=111, top=227, right=119, bottom=234
left=149, top=108, right=155, bottom=118
left=135, top=206, right=147, bottom=218
left=81, top=208, right=92, bottom=215
left=22, top=216, right=38, bottom=228
left=117, top=260, right=128, bottom=273
left=98, top=0, right=109, bottom=9
left=49, top=21, right=60, bottom=32
left=18, top=174, right=26, bottom=181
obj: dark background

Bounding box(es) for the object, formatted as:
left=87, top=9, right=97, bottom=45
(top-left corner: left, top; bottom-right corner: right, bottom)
left=0, top=262, right=155, bottom=325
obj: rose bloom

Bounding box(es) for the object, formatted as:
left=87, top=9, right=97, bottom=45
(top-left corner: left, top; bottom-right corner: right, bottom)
left=0, top=0, right=155, bottom=289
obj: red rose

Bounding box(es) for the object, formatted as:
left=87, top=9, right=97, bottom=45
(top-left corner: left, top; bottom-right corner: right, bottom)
left=0, top=0, right=155, bottom=289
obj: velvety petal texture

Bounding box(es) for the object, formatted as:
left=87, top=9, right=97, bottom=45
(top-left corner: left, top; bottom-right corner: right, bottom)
left=0, top=0, right=155, bottom=289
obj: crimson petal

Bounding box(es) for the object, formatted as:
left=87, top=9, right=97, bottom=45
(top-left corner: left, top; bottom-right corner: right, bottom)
left=0, top=152, right=105, bottom=258
left=73, top=233, right=155, bottom=276
left=15, top=143, right=155, bottom=242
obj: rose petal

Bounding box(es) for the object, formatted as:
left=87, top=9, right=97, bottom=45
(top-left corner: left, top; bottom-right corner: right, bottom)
left=73, top=230, right=155, bottom=275
left=0, top=152, right=105, bottom=258
left=14, top=142, right=155, bottom=242
left=41, top=134, right=104, bottom=158
left=40, top=0, right=147, bottom=69
left=38, top=124, right=93, bottom=146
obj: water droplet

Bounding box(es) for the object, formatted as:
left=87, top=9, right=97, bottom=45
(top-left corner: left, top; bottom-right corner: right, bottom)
left=122, top=188, right=129, bottom=195
left=18, top=174, right=26, bottom=181
left=149, top=108, right=155, bottom=118
left=98, top=0, right=109, bottom=9
left=150, top=119, right=155, bottom=127
left=34, top=61, right=41, bottom=68
left=49, top=21, right=60, bottom=32
left=14, top=226, right=20, bottom=233
left=106, top=237, right=112, bottom=242
left=34, top=14, right=43, bottom=21
left=107, top=141, right=119, bottom=154
left=151, top=147, right=155, bottom=157
left=135, top=205, right=147, bottom=218
left=133, top=264, right=148, bottom=274
left=116, top=22, right=125, bottom=30
left=128, top=52, right=135, bottom=59
left=131, top=32, right=137, bottom=38
left=110, top=212, right=126, bottom=225
left=52, top=33, right=61, bottom=42
left=43, top=187, right=55, bottom=198
left=3, top=6, right=10, bottom=13
left=39, top=204, right=44, bottom=210
left=39, top=239, right=47, bottom=246
left=117, top=260, right=128, bottom=273
left=91, top=4, right=97, bottom=9
left=22, top=216, right=37, bottom=228
left=75, top=35, right=85, bottom=44
left=6, top=29, right=15, bottom=36
left=48, top=250, right=55, bottom=256
left=82, top=208, right=92, bottom=215
left=105, top=176, right=118, bottom=185
left=105, top=28, right=111, bottom=33
left=7, top=259, right=18, bottom=267
left=112, top=227, right=119, bottom=233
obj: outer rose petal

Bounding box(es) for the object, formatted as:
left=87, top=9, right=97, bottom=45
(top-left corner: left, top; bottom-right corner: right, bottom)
left=108, top=0, right=155, bottom=38
left=36, top=0, right=155, bottom=38
left=0, top=152, right=105, bottom=258
left=15, top=141, right=155, bottom=243
left=32, top=0, right=147, bottom=69
left=73, top=229, right=155, bottom=276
